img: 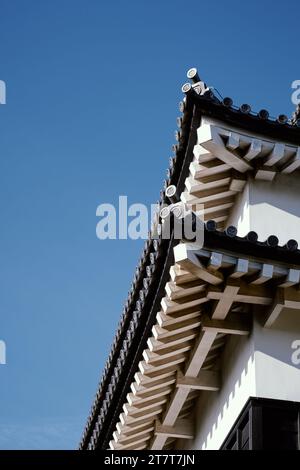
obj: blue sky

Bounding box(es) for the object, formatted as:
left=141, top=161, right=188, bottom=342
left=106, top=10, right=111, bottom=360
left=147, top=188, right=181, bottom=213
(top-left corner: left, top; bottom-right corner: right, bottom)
left=0, top=0, right=299, bottom=449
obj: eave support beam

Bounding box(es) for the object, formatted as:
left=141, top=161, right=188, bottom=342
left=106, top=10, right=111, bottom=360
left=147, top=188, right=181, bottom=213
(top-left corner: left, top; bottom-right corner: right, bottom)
left=174, top=243, right=223, bottom=285
left=155, top=418, right=194, bottom=440
left=264, top=287, right=300, bottom=328
left=201, top=314, right=251, bottom=336
left=176, top=370, right=220, bottom=391
left=197, top=122, right=252, bottom=172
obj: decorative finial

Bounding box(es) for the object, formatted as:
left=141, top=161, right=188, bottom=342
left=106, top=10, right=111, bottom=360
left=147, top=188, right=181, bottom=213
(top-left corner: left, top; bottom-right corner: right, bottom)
left=181, top=82, right=192, bottom=94
left=187, top=67, right=200, bottom=83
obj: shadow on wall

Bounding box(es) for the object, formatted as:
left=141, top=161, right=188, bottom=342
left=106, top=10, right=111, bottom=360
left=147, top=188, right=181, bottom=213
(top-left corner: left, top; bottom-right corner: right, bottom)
left=190, top=311, right=300, bottom=450
left=192, top=334, right=255, bottom=450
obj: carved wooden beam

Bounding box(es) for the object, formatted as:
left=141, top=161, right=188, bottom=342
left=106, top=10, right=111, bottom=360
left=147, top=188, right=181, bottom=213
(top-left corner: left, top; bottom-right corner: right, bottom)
left=281, top=148, right=300, bottom=173
left=210, top=283, right=240, bottom=320
left=174, top=243, right=223, bottom=285
left=244, top=139, right=262, bottom=161
left=208, top=282, right=273, bottom=305
left=176, top=370, right=220, bottom=391
left=197, top=122, right=252, bottom=172
left=155, top=418, right=194, bottom=440
left=255, top=167, right=276, bottom=181
left=264, top=143, right=285, bottom=167
left=201, top=314, right=251, bottom=336
left=264, top=287, right=300, bottom=327
left=250, top=263, right=274, bottom=285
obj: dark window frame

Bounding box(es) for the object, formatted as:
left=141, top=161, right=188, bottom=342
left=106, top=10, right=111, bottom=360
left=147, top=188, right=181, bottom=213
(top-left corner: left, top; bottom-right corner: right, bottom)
left=221, top=397, right=300, bottom=450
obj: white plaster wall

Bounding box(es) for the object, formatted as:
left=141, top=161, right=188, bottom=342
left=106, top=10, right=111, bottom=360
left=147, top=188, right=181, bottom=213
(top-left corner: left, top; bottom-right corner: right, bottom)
left=227, top=173, right=300, bottom=245
left=183, top=334, right=256, bottom=450
left=184, top=311, right=300, bottom=450
left=253, top=309, right=300, bottom=402
left=226, top=183, right=250, bottom=236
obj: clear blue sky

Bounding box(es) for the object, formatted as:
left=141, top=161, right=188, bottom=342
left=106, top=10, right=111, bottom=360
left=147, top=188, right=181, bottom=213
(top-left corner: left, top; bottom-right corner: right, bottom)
left=0, top=0, right=299, bottom=449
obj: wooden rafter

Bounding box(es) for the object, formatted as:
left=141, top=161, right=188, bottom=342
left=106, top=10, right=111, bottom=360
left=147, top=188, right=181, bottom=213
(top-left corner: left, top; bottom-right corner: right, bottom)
left=110, top=241, right=300, bottom=451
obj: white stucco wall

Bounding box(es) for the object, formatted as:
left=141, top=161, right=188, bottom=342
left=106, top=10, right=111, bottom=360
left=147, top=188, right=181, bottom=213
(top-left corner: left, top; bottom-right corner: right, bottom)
left=183, top=311, right=300, bottom=450
left=253, top=309, right=300, bottom=402
left=180, top=162, right=300, bottom=450
left=186, top=334, right=256, bottom=450
left=227, top=173, right=300, bottom=245
left=226, top=183, right=250, bottom=236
